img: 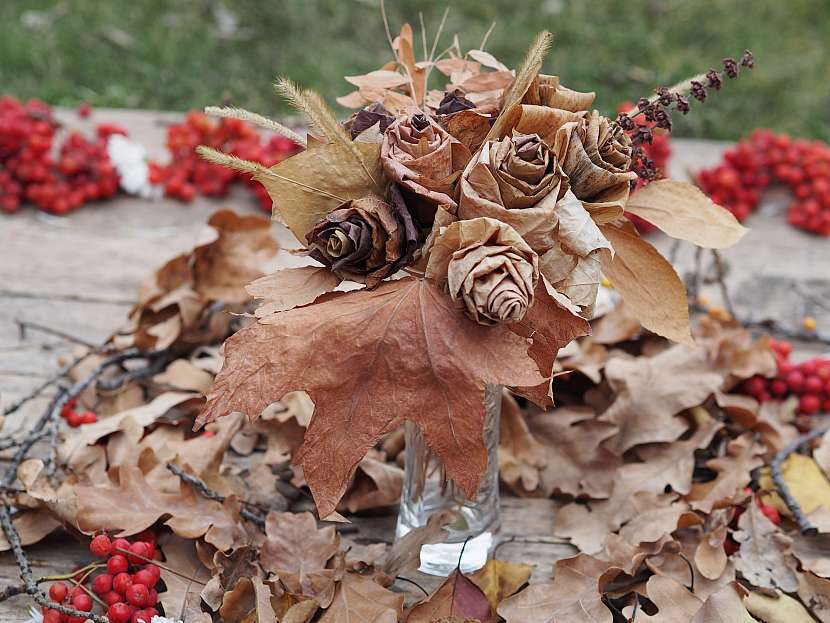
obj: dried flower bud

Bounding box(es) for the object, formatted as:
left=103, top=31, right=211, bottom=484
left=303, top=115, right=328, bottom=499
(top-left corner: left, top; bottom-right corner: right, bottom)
left=654, top=108, right=672, bottom=131
left=437, top=89, right=476, bottom=115
left=306, top=191, right=418, bottom=288
left=346, top=103, right=396, bottom=140
left=723, top=57, right=739, bottom=78
left=633, top=124, right=653, bottom=145
left=616, top=113, right=636, bottom=131
left=706, top=69, right=723, bottom=91
left=675, top=95, right=690, bottom=114
left=426, top=217, right=538, bottom=325
left=740, top=50, right=755, bottom=69
left=656, top=87, right=675, bottom=107
left=690, top=80, right=708, bottom=102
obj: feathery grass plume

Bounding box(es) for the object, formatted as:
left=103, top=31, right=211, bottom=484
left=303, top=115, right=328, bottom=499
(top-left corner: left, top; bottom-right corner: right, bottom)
left=197, top=145, right=345, bottom=202
left=204, top=106, right=307, bottom=147
left=274, top=77, right=379, bottom=188
left=486, top=30, right=554, bottom=142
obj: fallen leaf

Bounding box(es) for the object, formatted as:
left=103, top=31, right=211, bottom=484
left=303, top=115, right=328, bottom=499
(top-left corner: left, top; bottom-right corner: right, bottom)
left=0, top=509, right=60, bottom=552
left=617, top=494, right=701, bottom=546
left=791, top=532, right=830, bottom=579
left=694, top=510, right=730, bottom=581
left=624, top=180, right=748, bottom=249
left=378, top=508, right=453, bottom=581
left=338, top=455, right=403, bottom=513
left=220, top=577, right=256, bottom=622
left=153, top=359, right=215, bottom=393
left=690, top=583, right=755, bottom=623
left=599, top=223, right=693, bottom=345
left=199, top=278, right=544, bottom=517
left=468, top=559, right=532, bottom=614
left=744, top=589, right=814, bottom=623
left=733, top=503, right=799, bottom=592
left=629, top=575, right=703, bottom=621
left=247, top=266, right=341, bottom=316
left=600, top=345, right=724, bottom=454
left=798, top=572, right=830, bottom=622
left=688, top=434, right=764, bottom=514
left=759, top=453, right=830, bottom=518
left=319, top=574, right=403, bottom=623
left=590, top=299, right=641, bottom=345
left=249, top=576, right=279, bottom=623
left=260, top=512, right=339, bottom=604
left=407, top=569, right=492, bottom=623
left=498, top=555, right=615, bottom=623
left=158, top=535, right=212, bottom=623
left=816, top=431, right=830, bottom=479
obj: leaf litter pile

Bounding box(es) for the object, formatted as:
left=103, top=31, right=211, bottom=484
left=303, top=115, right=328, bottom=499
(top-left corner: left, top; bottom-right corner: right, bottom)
left=2, top=15, right=830, bottom=623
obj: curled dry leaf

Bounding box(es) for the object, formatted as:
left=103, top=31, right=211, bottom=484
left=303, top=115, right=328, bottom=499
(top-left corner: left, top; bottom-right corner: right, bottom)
left=687, top=434, right=765, bottom=514
left=319, top=574, right=403, bottom=623
left=791, top=532, right=830, bottom=579
left=338, top=454, right=403, bottom=513
left=247, top=266, right=342, bottom=316
left=407, top=569, right=493, bottom=623
left=260, top=512, right=340, bottom=604
left=497, top=554, right=614, bottom=623
left=199, top=278, right=544, bottom=518
left=0, top=510, right=60, bottom=552
left=744, top=590, right=815, bottom=623
left=625, top=180, right=748, bottom=249
left=599, top=222, right=693, bottom=345
left=468, top=559, right=533, bottom=615
left=377, top=508, right=454, bottom=582
left=733, top=503, right=799, bottom=592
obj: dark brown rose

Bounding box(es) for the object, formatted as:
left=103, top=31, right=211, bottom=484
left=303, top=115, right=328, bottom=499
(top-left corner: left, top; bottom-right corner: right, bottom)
left=345, top=103, right=396, bottom=140
left=426, top=217, right=538, bottom=325
left=457, top=132, right=569, bottom=251
left=437, top=89, right=476, bottom=115
left=558, top=110, right=637, bottom=221
left=306, top=188, right=418, bottom=288
left=380, top=113, right=472, bottom=224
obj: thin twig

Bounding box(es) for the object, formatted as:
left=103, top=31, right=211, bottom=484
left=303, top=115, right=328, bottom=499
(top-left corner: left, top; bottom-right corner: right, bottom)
left=479, top=21, right=497, bottom=51
left=166, top=463, right=266, bottom=526
left=0, top=583, right=26, bottom=602
left=15, top=319, right=97, bottom=349
left=770, top=424, right=830, bottom=534
left=710, top=250, right=736, bottom=319
left=113, top=547, right=207, bottom=585
left=96, top=349, right=172, bottom=392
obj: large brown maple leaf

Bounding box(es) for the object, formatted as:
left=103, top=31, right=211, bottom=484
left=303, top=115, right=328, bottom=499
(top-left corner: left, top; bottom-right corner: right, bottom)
left=198, top=277, right=546, bottom=517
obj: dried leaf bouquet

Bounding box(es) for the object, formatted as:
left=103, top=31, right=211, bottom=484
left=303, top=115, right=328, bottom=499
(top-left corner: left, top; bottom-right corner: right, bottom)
left=198, top=23, right=752, bottom=518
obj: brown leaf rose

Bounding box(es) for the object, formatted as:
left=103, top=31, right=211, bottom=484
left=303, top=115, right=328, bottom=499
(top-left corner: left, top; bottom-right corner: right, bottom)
left=426, top=217, right=538, bottom=325
left=457, top=132, right=568, bottom=251
left=380, top=112, right=472, bottom=224
left=306, top=188, right=418, bottom=288
left=559, top=110, right=637, bottom=222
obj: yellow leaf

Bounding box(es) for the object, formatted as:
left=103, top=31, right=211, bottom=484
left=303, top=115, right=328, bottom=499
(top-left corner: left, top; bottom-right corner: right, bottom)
left=625, top=180, right=748, bottom=249
left=468, top=560, right=532, bottom=613
left=759, top=453, right=830, bottom=517
left=598, top=223, right=693, bottom=345
left=744, top=590, right=814, bottom=623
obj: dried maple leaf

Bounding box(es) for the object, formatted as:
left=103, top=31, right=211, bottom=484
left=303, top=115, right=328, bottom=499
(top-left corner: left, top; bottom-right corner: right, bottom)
left=74, top=465, right=246, bottom=550
left=319, top=574, right=403, bottom=623
left=598, top=222, right=693, bottom=346
left=497, top=554, right=614, bottom=623
left=407, top=569, right=493, bottom=623
left=624, top=180, right=748, bottom=249
left=338, top=454, right=403, bottom=513
left=260, top=512, right=340, bottom=605
left=199, top=278, right=544, bottom=517
left=600, top=344, right=725, bottom=454
left=733, top=503, right=799, bottom=592
left=247, top=266, right=341, bottom=316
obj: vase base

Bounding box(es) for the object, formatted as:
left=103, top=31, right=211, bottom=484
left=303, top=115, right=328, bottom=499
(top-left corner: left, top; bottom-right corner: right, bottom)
left=414, top=531, right=494, bottom=576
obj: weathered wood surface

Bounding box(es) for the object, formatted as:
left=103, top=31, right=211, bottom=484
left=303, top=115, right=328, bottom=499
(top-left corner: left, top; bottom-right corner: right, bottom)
left=0, top=108, right=828, bottom=619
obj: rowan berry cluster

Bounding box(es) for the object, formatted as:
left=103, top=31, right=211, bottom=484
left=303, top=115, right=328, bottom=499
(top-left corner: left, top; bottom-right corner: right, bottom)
left=699, top=129, right=830, bottom=236
left=739, top=338, right=830, bottom=415
left=148, top=110, right=300, bottom=208
left=59, top=398, right=97, bottom=428
left=0, top=97, right=122, bottom=214
left=44, top=532, right=161, bottom=623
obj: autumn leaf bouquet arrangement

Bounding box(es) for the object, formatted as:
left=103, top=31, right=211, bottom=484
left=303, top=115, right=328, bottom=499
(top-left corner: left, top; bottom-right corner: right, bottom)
left=196, top=23, right=754, bottom=549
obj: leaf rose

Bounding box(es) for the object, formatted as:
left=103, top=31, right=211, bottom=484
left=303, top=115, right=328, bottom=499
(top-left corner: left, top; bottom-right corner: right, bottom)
left=306, top=189, right=418, bottom=288
left=457, top=132, right=569, bottom=251
left=380, top=112, right=472, bottom=225
left=559, top=110, right=637, bottom=221
left=426, top=217, right=539, bottom=325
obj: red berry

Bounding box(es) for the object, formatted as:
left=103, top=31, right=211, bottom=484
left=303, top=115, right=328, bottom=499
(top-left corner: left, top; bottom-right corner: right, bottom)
left=147, top=588, right=158, bottom=605
left=72, top=592, right=93, bottom=612
left=90, top=534, right=112, bottom=557
left=77, top=103, right=92, bottom=118
left=786, top=370, right=805, bottom=393
left=126, top=583, right=149, bottom=607
left=112, top=537, right=131, bottom=556
left=43, top=609, right=62, bottom=623
left=770, top=379, right=788, bottom=397
left=143, top=564, right=160, bottom=584
left=806, top=375, right=824, bottom=394
left=107, top=602, right=133, bottom=623
left=744, top=375, right=766, bottom=398
left=108, top=554, right=130, bottom=575
left=67, top=616, right=87, bottom=623
left=49, top=581, right=68, bottom=603
left=800, top=394, right=821, bottom=415
left=80, top=410, right=97, bottom=424
left=66, top=411, right=83, bottom=427
left=128, top=541, right=151, bottom=564
left=760, top=504, right=782, bottom=525
left=723, top=537, right=740, bottom=556
left=103, top=590, right=123, bottom=606
left=132, top=569, right=155, bottom=588
left=134, top=530, right=156, bottom=546
left=801, top=359, right=819, bottom=376
left=113, top=571, right=133, bottom=595
left=92, top=573, right=113, bottom=595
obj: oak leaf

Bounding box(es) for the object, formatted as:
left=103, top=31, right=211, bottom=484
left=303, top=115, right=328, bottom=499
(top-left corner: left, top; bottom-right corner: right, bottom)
left=157, top=535, right=212, bottom=623
left=598, top=223, right=693, bottom=345
left=497, top=554, right=614, bottom=623
left=625, top=575, right=702, bottom=621
left=260, top=512, right=340, bottom=605
left=688, top=434, right=764, bottom=513
left=733, top=503, right=799, bottom=592
left=745, top=590, right=814, bottom=623
left=319, top=574, right=403, bottom=623
left=689, top=584, right=755, bottom=623
left=624, top=180, right=748, bottom=249
left=199, top=278, right=544, bottom=517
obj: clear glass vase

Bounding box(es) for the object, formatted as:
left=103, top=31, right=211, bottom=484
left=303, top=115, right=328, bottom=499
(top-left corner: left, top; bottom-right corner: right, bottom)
left=395, top=384, right=501, bottom=576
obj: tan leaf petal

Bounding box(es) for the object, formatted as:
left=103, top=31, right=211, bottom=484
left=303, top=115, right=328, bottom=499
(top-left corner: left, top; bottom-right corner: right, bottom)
left=247, top=266, right=341, bottom=316
left=599, top=223, right=693, bottom=345
left=625, top=180, right=748, bottom=249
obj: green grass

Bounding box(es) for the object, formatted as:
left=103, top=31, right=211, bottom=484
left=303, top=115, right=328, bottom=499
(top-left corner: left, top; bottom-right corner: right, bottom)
left=1, top=0, right=829, bottom=141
